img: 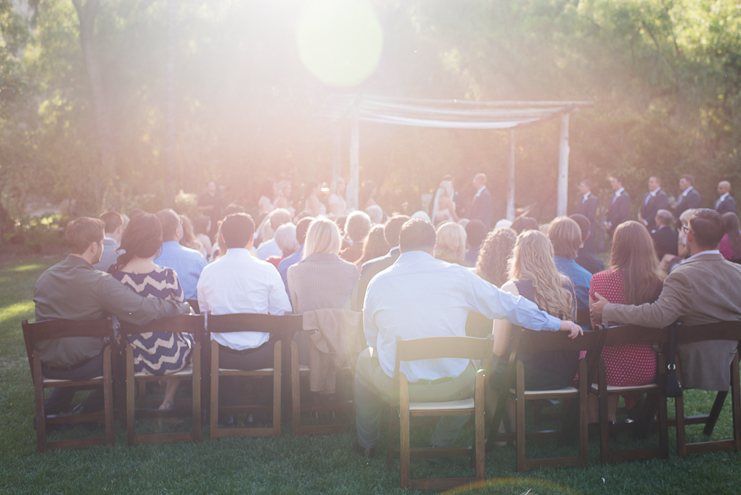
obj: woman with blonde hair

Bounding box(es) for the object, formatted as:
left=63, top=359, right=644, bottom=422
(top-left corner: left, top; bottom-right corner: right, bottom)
left=434, top=222, right=467, bottom=265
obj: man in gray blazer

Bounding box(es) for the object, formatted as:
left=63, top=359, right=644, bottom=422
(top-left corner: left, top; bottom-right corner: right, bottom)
left=591, top=208, right=741, bottom=391
left=93, top=211, right=124, bottom=272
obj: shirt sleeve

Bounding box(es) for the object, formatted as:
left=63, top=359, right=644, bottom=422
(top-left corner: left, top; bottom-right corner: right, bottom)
left=98, top=273, right=187, bottom=324
left=196, top=270, right=210, bottom=315
left=267, top=268, right=292, bottom=315
left=603, top=270, right=688, bottom=328
left=168, top=269, right=185, bottom=303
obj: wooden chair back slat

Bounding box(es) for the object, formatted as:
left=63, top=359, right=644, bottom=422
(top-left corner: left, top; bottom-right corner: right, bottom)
left=601, top=325, right=668, bottom=347
left=21, top=318, right=113, bottom=344
left=186, top=299, right=200, bottom=314
left=395, top=335, right=494, bottom=364
left=514, top=328, right=602, bottom=354
left=119, top=314, right=204, bottom=342
left=207, top=313, right=302, bottom=336
left=674, top=321, right=741, bottom=345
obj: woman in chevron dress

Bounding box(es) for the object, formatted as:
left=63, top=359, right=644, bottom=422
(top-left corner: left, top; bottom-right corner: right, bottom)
left=109, top=213, right=193, bottom=411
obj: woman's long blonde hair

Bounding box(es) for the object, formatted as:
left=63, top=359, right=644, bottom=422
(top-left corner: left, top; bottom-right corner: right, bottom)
left=508, top=230, right=573, bottom=320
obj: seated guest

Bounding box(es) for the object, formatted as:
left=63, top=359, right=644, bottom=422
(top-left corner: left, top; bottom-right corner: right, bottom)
left=475, top=227, right=517, bottom=287
left=351, top=215, right=409, bottom=311
left=719, top=212, right=741, bottom=260
left=548, top=217, right=592, bottom=312
left=153, top=209, right=207, bottom=300
left=353, top=219, right=582, bottom=457
left=197, top=213, right=292, bottom=415
left=356, top=224, right=389, bottom=268
left=587, top=221, right=664, bottom=423
left=266, top=223, right=299, bottom=268
left=34, top=217, right=187, bottom=418
left=464, top=220, right=487, bottom=265
left=179, top=215, right=206, bottom=258
left=93, top=210, right=124, bottom=272
left=278, top=217, right=314, bottom=292
left=256, top=209, right=292, bottom=260
left=193, top=216, right=213, bottom=259
left=591, top=209, right=741, bottom=393
left=489, top=230, right=579, bottom=431
left=511, top=216, right=538, bottom=235
left=340, top=211, right=372, bottom=263
left=651, top=209, right=678, bottom=258
left=110, top=214, right=193, bottom=412
left=434, top=222, right=468, bottom=266
left=570, top=214, right=605, bottom=275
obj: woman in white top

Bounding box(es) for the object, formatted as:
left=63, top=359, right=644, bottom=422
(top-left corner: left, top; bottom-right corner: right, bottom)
left=327, top=177, right=347, bottom=217
left=431, top=180, right=459, bottom=225
left=257, top=178, right=276, bottom=216
left=304, top=180, right=327, bottom=217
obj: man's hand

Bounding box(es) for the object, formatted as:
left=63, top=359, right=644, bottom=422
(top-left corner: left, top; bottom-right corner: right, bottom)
left=559, top=320, right=583, bottom=339
left=590, top=292, right=608, bottom=325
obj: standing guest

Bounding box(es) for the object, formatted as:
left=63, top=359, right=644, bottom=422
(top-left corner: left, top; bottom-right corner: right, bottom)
left=110, top=213, right=193, bottom=412
left=179, top=215, right=206, bottom=258
left=356, top=225, right=389, bottom=268
left=511, top=216, right=538, bottom=236
left=256, top=209, right=292, bottom=260
left=340, top=211, right=372, bottom=263
left=587, top=221, right=664, bottom=423
left=197, top=181, right=223, bottom=238
left=360, top=180, right=379, bottom=210
left=651, top=209, right=678, bottom=258
left=197, top=213, right=292, bottom=417
left=258, top=178, right=276, bottom=216
left=304, top=181, right=327, bottom=217
left=33, top=217, right=187, bottom=418
left=365, top=205, right=384, bottom=226
left=352, top=219, right=583, bottom=457
left=475, top=227, right=517, bottom=288
left=604, top=176, right=630, bottom=239
left=153, top=209, right=207, bottom=300
left=193, top=216, right=213, bottom=259
left=266, top=223, right=299, bottom=268
left=431, top=180, right=458, bottom=224
left=715, top=181, right=736, bottom=216
left=639, top=176, right=669, bottom=231
left=570, top=214, right=605, bottom=275
left=328, top=177, right=347, bottom=217
left=673, top=174, right=701, bottom=223
left=719, top=212, right=741, bottom=260
left=94, top=210, right=124, bottom=272
left=464, top=220, right=487, bottom=265
left=278, top=217, right=314, bottom=292
left=434, top=222, right=467, bottom=266
left=591, top=209, right=741, bottom=393
left=351, top=215, right=409, bottom=311
left=469, top=173, right=492, bottom=231
left=575, top=179, right=598, bottom=253
left=548, top=217, right=592, bottom=312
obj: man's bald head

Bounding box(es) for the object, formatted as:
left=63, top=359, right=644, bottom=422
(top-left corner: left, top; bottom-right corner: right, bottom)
left=718, top=181, right=731, bottom=195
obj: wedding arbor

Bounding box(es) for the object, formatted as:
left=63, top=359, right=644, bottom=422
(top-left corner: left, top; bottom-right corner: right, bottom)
left=321, top=94, right=594, bottom=219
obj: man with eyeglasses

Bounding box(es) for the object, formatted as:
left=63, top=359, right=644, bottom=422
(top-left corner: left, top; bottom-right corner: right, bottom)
left=592, top=208, right=741, bottom=392
left=154, top=209, right=207, bottom=299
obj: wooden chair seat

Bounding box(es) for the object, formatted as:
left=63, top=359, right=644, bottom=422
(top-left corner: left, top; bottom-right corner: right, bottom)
left=22, top=318, right=116, bottom=453
left=133, top=364, right=194, bottom=379
left=217, top=367, right=275, bottom=376
left=511, top=386, right=578, bottom=398
left=590, top=383, right=657, bottom=393
left=408, top=398, right=474, bottom=412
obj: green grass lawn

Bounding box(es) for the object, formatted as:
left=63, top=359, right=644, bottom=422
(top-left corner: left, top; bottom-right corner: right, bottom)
left=1, top=256, right=740, bottom=494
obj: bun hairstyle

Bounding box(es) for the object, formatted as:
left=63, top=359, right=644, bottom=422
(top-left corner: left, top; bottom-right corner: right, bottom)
left=109, top=214, right=163, bottom=273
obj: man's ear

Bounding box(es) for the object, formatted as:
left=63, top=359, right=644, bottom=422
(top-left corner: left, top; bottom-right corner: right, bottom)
left=116, top=225, right=123, bottom=236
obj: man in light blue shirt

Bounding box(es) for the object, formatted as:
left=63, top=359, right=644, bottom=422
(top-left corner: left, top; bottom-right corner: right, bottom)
left=548, top=217, right=592, bottom=312
left=352, top=219, right=582, bottom=457
left=154, top=209, right=207, bottom=300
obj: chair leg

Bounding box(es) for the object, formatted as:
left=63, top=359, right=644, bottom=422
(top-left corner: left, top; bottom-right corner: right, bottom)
left=578, top=359, right=588, bottom=467
left=272, top=341, right=282, bottom=437
left=703, top=391, right=727, bottom=437
left=103, top=347, right=115, bottom=446
left=210, top=342, right=220, bottom=440
left=598, top=361, right=609, bottom=464
left=731, top=353, right=741, bottom=451
left=474, top=372, right=485, bottom=481
left=658, top=389, right=669, bottom=458
left=32, top=353, right=46, bottom=453
left=126, top=345, right=136, bottom=446
left=291, top=341, right=301, bottom=436
left=516, top=361, right=526, bottom=473
left=192, top=342, right=201, bottom=442
left=675, top=394, right=687, bottom=459
left=386, top=403, right=395, bottom=470
left=399, top=377, right=410, bottom=489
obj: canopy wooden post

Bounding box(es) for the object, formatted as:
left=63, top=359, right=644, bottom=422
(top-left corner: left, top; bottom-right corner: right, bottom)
left=347, top=113, right=360, bottom=210
left=332, top=122, right=341, bottom=182
left=506, top=130, right=516, bottom=221
left=557, top=112, right=570, bottom=217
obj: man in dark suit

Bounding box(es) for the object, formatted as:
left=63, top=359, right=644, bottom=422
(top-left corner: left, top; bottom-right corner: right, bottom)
left=639, top=176, right=669, bottom=231
left=715, top=181, right=736, bottom=216
left=469, top=173, right=492, bottom=231
left=674, top=174, right=701, bottom=223
left=570, top=214, right=605, bottom=275
left=575, top=179, right=598, bottom=253
left=93, top=210, right=124, bottom=272
left=651, top=209, right=678, bottom=258
left=603, top=176, right=630, bottom=239
left=351, top=215, right=410, bottom=311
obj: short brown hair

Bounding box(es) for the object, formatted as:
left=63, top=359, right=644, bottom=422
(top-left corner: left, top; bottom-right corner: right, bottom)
left=547, top=217, right=582, bottom=259
left=220, top=213, right=255, bottom=249
left=99, top=210, right=123, bottom=234
left=399, top=218, right=436, bottom=253
left=66, top=217, right=105, bottom=254
left=689, top=209, right=725, bottom=249
left=155, top=209, right=181, bottom=241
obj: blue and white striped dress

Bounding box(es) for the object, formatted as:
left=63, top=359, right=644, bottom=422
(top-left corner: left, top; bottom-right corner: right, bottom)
left=113, top=266, right=193, bottom=375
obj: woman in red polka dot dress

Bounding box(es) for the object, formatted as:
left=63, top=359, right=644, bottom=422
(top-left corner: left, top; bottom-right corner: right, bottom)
left=588, top=221, right=665, bottom=423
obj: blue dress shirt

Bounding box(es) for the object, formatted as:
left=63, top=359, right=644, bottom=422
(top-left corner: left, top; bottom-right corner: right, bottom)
left=278, top=244, right=304, bottom=293
left=553, top=255, right=591, bottom=310
left=364, top=250, right=562, bottom=382
left=154, top=240, right=207, bottom=299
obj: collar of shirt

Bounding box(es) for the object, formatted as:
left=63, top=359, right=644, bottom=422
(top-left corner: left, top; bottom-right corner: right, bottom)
left=475, top=186, right=486, bottom=197
left=104, top=236, right=118, bottom=244
left=222, top=247, right=254, bottom=261
left=582, top=192, right=590, bottom=202
left=614, top=187, right=625, bottom=197
left=688, top=249, right=721, bottom=260
left=682, top=186, right=694, bottom=197
left=719, top=192, right=730, bottom=201
left=650, top=187, right=661, bottom=197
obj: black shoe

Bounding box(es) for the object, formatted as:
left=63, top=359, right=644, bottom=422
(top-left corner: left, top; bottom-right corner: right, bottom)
left=352, top=440, right=376, bottom=458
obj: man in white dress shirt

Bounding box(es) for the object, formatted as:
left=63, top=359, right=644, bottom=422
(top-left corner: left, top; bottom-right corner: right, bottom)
left=352, top=219, right=583, bottom=457
left=197, top=213, right=292, bottom=415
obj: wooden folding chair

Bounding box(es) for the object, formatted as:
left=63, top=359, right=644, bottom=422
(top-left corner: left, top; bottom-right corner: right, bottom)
left=386, top=335, right=492, bottom=491
left=207, top=313, right=302, bottom=439
left=118, top=314, right=203, bottom=445
left=671, top=321, right=741, bottom=458
left=590, top=324, right=669, bottom=463
left=186, top=299, right=200, bottom=315
left=576, top=308, right=591, bottom=329
left=488, top=327, right=604, bottom=472
left=21, top=319, right=115, bottom=452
